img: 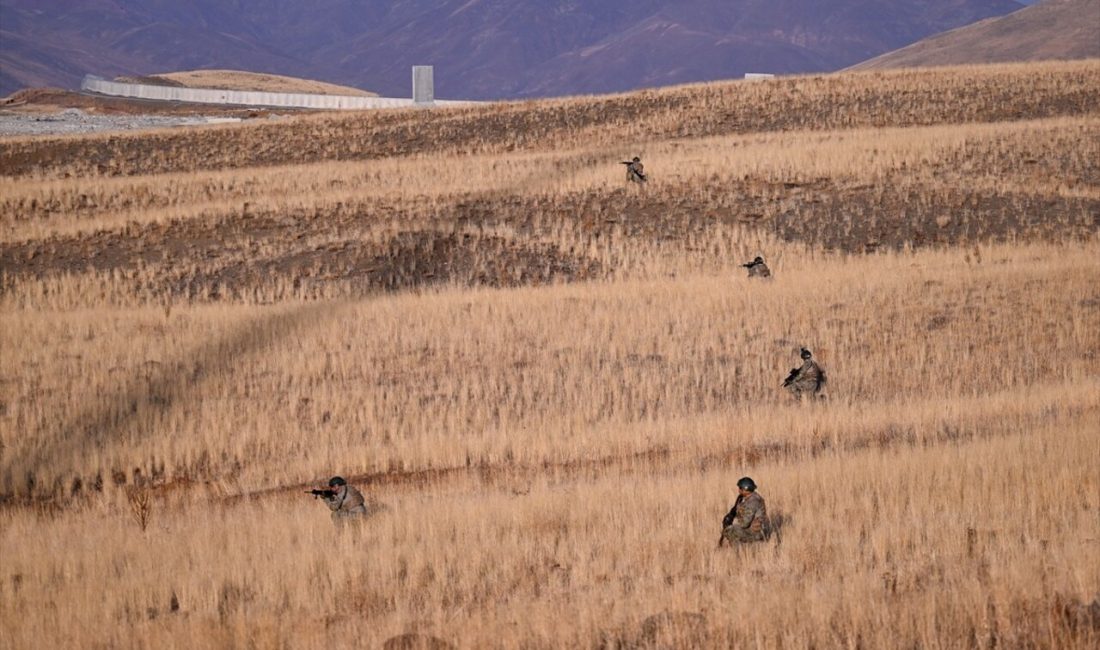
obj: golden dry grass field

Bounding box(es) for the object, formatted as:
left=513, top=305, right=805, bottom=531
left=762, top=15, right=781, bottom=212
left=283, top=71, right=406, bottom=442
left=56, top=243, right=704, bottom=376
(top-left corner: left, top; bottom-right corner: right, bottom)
left=148, top=70, right=377, bottom=96
left=1, top=61, right=1099, bottom=649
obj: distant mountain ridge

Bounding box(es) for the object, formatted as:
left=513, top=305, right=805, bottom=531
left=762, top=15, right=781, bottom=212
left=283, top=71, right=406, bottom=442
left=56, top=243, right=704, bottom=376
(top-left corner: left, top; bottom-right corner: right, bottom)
left=850, top=0, right=1100, bottom=71
left=1, top=0, right=1024, bottom=99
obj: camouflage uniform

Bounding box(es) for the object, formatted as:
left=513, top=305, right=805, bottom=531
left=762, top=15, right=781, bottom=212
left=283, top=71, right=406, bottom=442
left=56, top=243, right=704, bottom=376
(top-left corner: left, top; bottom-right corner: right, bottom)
left=743, top=258, right=771, bottom=278
left=721, top=492, right=769, bottom=544
left=785, top=358, right=826, bottom=396
left=625, top=159, right=646, bottom=183
left=323, top=484, right=368, bottom=523
left=784, top=357, right=826, bottom=397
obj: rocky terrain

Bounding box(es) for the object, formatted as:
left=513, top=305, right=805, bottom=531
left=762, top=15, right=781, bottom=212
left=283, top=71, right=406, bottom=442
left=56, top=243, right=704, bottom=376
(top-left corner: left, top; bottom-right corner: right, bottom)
left=0, top=107, right=251, bottom=137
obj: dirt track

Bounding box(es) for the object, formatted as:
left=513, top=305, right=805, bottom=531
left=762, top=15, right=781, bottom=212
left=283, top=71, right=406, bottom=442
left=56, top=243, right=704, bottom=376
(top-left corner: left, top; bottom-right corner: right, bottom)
left=0, top=89, right=306, bottom=137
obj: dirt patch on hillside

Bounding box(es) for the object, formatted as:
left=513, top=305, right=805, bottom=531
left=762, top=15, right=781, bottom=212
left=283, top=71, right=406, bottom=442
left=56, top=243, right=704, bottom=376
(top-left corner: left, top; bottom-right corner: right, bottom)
left=0, top=207, right=603, bottom=301
left=183, top=230, right=602, bottom=300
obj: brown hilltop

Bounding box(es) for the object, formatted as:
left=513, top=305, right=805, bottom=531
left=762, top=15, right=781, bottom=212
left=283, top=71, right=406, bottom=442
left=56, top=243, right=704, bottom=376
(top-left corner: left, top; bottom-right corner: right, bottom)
left=850, top=0, right=1100, bottom=70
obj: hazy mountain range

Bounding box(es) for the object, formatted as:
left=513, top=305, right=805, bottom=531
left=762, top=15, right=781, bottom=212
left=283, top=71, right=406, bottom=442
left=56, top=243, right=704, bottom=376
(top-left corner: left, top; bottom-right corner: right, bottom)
left=0, top=0, right=1033, bottom=99
left=851, top=0, right=1100, bottom=71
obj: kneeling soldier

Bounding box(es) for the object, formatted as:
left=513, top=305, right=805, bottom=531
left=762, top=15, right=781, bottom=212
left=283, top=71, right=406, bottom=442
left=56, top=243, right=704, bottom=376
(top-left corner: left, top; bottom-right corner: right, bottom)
left=310, top=476, right=368, bottom=523
left=621, top=156, right=647, bottom=183
left=720, top=476, right=770, bottom=545
left=741, top=256, right=771, bottom=278
left=782, top=347, right=826, bottom=398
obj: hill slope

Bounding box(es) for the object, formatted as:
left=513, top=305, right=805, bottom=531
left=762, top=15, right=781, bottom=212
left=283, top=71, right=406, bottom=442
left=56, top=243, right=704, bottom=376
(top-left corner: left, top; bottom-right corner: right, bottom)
left=138, top=70, right=377, bottom=96
left=850, top=0, right=1100, bottom=70
left=1, top=0, right=1023, bottom=98
left=1, top=57, right=1098, bottom=650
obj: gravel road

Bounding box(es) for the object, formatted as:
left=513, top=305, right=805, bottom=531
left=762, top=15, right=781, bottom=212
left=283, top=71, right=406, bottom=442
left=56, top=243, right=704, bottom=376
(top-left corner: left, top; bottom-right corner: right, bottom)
left=0, top=108, right=242, bottom=137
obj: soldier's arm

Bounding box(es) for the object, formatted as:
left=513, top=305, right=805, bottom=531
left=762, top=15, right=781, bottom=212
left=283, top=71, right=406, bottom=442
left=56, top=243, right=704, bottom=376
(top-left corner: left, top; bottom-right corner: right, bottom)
left=322, top=491, right=344, bottom=512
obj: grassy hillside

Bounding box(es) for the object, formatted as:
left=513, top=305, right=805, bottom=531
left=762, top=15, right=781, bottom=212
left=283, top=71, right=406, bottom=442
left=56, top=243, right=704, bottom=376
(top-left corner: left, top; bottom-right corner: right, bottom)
left=851, top=0, right=1100, bottom=70
left=141, top=70, right=377, bottom=96
left=0, top=60, right=1098, bottom=648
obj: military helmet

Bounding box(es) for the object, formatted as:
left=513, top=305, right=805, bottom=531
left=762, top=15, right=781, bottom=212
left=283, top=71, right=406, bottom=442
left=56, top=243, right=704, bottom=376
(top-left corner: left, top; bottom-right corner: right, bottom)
left=753, top=256, right=764, bottom=264
left=632, top=156, right=640, bottom=162
left=328, top=476, right=347, bottom=487
left=737, top=476, right=757, bottom=491
left=800, top=348, right=812, bottom=360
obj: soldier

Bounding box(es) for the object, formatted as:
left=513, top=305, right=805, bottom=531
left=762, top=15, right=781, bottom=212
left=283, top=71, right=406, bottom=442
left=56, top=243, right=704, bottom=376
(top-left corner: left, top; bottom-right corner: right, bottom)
left=741, top=256, right=771, bottom=278
left=312, top=476, right=368, bottom=523
left=783, top=347, right=827, bottom=398
left=621, top=156, right=647, bottom=183
left=720, top=476, right=770, bottom=545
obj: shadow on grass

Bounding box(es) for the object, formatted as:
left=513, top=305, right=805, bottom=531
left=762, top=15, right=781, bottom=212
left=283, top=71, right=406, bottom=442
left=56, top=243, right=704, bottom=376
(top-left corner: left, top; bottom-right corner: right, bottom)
left=0, top=300, right=345, bottom=502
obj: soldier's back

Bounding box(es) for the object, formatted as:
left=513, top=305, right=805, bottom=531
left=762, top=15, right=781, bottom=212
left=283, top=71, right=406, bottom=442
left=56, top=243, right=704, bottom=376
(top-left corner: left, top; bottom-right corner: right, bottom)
left=342, top=485, right=367, bottom=514
left=748, top=262, right=771, bottom=278
left=789, top=360, right=825, bottom=395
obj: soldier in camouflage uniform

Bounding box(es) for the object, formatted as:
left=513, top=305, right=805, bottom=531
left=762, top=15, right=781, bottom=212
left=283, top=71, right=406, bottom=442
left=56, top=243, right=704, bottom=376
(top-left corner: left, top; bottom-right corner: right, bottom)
left=622, top=156, right=647, bottom=183
left=720, top=476, right=770, bottom=545
left=783, top=347, right=826, bottom=398
left=317, top=476, right=368, bottom=523
left=741, top=256, right=771, bottom=278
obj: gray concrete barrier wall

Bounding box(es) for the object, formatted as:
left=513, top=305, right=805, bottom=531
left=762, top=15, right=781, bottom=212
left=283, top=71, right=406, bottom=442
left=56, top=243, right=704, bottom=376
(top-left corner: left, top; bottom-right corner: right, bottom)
left=81, top=75, right=475, bottom=110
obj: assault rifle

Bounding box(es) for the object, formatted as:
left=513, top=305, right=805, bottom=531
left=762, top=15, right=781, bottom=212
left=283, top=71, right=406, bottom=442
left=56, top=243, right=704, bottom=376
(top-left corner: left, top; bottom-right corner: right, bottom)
left=717, top=498, right=741, bottom=549
left=307, top=488, right=336, bottom=499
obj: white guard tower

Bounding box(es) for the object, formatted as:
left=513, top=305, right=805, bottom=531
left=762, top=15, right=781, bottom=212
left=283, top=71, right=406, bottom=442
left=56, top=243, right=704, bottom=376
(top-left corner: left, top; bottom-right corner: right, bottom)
left=412, top=66, right=434, bottom=105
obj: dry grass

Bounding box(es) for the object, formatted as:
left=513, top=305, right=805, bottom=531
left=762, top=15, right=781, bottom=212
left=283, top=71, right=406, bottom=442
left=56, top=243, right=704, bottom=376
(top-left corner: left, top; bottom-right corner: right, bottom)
left=1, top=60, right=1099, bottom=648
left=2, top=60, right=1097, bottom=179
left=151, top=70, right=377, bottom=96
left=2, top=240, right=1099, bottom=496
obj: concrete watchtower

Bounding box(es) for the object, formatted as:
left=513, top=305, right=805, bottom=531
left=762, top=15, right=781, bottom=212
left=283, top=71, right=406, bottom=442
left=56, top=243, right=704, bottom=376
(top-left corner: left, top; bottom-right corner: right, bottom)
left=412, top=66, right=434, bottom=105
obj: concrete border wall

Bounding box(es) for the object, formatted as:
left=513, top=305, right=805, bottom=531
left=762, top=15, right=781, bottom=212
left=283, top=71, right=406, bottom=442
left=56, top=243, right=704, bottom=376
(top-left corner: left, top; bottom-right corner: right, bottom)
left=81, top=75, right=474, bottom=110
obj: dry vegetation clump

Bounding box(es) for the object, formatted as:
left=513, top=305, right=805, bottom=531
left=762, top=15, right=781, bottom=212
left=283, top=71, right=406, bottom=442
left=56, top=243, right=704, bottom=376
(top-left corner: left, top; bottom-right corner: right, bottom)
left=1, top=61, right=1098, bottom=648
